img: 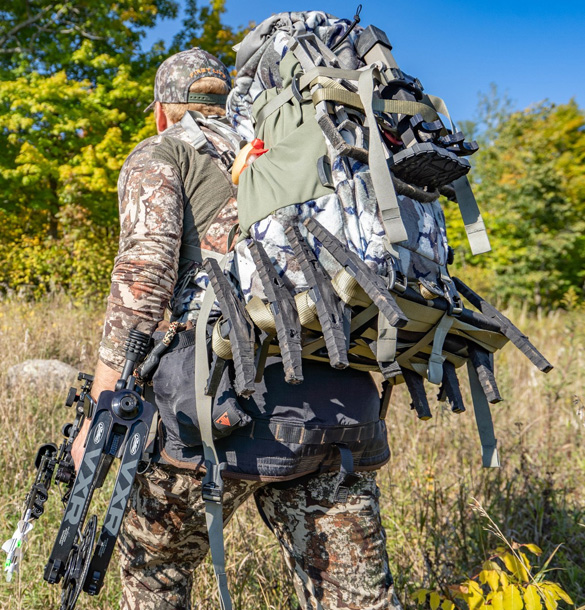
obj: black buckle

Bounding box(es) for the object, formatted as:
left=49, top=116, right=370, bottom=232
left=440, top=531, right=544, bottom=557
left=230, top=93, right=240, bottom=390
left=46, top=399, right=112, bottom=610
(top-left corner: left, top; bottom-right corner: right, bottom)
left=291, top=73, right=304, bottom=102
left=202, top=460, right=226, bottom=504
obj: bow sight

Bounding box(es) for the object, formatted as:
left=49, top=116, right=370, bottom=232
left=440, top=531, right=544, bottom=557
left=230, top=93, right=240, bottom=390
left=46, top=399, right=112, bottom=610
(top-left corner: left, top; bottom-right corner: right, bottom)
left=4, top=329, right=155, bottom=610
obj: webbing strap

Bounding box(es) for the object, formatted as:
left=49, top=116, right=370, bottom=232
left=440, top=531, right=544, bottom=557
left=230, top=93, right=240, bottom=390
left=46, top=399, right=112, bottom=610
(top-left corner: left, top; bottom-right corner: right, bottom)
left=296, top=32, right=342, bottom=69
left=246, top=296, right=277, bottom=334
left=312, top=88, right=441, bottom=124
left=359, top=68, right=407, bottom=243
left=423, top=93, right=454, bottom=133
left=194, top=257, right=233, bottom=610
left=332, top=444, right=360, bottom=503
left=208, top=502, right=230, bottom=609
left=212, top=318, right=233, bottom=359
left=180, top=111, right=209, bottom=151
left=396, top=326, right=437, bottom=367
left=254, top=65, right=366, bottom=130
left=452, top=176, right=492, bottom=255
left=301, top=303, right=378, bottom=358
left=427, top=314, right=454, bottom=385
left=234, top=418, right=382, bottom=444
left=289, top=36, right=319, bottom=72
left=467, top=361, right=500, bottom=468
left=376, top=311, right=398, bottom=362
left=180, top=244, right=226, bottom=263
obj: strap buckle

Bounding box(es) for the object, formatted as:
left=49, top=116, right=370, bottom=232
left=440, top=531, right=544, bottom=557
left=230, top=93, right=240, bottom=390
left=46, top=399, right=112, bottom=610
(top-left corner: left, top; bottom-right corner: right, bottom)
left=392, top=270, right=407, bottom=294
left=202, top=460, right=226, bottom=504
left=291, top=72, right=305, bottom=102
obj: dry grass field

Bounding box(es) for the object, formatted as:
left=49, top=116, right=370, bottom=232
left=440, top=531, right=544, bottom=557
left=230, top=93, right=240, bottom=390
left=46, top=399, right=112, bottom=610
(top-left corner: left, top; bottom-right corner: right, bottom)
left=0, top=297, right=583, bottom=609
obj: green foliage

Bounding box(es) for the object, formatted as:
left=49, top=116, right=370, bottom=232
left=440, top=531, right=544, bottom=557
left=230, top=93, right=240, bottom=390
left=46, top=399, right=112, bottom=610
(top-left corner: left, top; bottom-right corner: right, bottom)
left=413, top=502, right=575, bottom=610
left=0, top=49, right=155, bottom=299
left=0, top=0, right=248, bottom=301
left=446, top=100, right=585, bottom=309
left=0, top=0, right=178, bottom=78
left=415, top=544, right=574, bottom=610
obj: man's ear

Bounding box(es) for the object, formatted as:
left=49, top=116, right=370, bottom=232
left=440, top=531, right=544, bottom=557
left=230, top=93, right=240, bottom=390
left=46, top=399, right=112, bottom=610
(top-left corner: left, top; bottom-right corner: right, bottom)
left=154, top=101, right=168, bottom=134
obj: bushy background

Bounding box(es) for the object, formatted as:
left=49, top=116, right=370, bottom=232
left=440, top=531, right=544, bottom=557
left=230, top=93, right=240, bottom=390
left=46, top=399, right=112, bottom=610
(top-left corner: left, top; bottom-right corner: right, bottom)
left=0, top=2, right=584, bottom=308
left=0, top=299, right=582, bottom=609
left=0, top=3, right=583, bottom=609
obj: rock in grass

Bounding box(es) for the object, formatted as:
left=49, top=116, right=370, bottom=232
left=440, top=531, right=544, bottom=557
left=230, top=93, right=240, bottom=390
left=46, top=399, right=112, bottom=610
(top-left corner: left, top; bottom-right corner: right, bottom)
left=7, top=359, right=78, bottom=392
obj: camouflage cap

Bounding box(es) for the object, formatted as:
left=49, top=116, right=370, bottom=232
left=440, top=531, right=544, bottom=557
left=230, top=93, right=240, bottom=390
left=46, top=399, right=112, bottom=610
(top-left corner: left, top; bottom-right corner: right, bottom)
left=145, top=48, right=231, bottom=112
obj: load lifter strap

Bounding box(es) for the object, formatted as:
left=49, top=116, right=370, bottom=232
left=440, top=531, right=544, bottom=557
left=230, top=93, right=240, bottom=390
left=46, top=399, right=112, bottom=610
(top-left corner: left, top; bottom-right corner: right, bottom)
left=195, top=254, right=233, bottom=610
left=181, top=109, right=241, bottom=152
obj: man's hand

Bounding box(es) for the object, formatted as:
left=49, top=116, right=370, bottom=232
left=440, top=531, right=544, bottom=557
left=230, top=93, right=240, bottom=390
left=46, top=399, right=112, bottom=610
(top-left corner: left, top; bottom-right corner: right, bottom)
left=71, top=360, right=121, bottom=471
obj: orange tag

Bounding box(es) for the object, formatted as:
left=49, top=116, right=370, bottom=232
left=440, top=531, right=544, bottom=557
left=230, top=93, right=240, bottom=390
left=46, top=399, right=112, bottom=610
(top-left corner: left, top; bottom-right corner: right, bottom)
left=215, top=411, right=231, bottom=427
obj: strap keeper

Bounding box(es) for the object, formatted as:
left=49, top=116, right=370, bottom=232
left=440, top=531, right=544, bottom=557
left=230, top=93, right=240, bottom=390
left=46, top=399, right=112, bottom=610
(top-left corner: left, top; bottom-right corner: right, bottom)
left=202, top=460, right=226, bottom=503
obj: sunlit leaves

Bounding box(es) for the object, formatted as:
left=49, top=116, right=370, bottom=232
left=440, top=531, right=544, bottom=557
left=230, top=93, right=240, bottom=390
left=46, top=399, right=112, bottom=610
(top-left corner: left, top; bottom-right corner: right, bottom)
left=0, top=0, right=179, bottom=78
left=0, top=0, right=249, bottom=299
left=413, top=544, right=573, bottom=610
left=172, top=0, right=252, bottom=67
left=445, top=100, right=585, bottom=309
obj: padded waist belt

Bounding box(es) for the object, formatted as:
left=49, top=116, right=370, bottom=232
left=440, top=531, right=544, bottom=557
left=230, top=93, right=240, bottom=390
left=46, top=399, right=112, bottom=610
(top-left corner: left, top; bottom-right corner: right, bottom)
left=234, top=419, right=384, bottom=445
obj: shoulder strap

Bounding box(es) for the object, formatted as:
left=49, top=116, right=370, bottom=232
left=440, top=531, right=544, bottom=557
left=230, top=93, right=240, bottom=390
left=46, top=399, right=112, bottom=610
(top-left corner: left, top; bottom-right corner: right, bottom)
left=194, top=255, right=233, bottom=610
left=179, top=244, right=226, bottom=264
left=180, top=111, right=241, bottom=153
left=179, top=111, right=209, bottom=150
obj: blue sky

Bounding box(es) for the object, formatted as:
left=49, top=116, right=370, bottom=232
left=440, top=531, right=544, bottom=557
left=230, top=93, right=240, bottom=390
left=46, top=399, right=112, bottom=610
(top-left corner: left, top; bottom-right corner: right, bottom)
left=143, top=0, right=585, bottom=123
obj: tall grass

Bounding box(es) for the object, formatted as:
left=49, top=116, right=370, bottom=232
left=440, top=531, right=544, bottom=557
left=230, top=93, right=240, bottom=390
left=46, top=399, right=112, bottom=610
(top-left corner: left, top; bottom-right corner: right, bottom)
left=0, top=297, right=583, bottom=609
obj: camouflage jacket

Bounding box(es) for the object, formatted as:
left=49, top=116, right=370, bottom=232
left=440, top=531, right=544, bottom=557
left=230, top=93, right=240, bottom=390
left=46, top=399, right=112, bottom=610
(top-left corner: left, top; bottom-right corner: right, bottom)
left=99, top=114, right=238, bottom=370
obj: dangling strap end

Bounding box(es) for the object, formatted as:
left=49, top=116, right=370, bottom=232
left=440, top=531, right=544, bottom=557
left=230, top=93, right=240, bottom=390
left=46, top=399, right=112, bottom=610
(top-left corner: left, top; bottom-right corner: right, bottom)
left=332, top=444, right=361, bottom=503
left=216, top=572, right=233, bottom=610
left=481, top=443, right=500, bottom=468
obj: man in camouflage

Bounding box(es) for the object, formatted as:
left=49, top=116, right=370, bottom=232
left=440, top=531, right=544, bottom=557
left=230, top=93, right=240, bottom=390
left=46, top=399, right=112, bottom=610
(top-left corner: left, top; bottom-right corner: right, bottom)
left=73, top=47, right=401, bottom=610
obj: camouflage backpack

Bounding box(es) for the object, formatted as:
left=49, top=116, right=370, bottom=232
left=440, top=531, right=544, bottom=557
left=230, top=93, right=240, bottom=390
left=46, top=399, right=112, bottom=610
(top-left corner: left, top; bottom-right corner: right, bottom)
left=193, top=9, right=552, bottom=461
left=190, top=11, right=553, bottom=609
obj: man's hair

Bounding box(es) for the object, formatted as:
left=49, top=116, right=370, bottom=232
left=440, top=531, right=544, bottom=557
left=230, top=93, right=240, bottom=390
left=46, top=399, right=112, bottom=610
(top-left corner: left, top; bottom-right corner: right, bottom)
left=161, top=77, right=229, bottom=123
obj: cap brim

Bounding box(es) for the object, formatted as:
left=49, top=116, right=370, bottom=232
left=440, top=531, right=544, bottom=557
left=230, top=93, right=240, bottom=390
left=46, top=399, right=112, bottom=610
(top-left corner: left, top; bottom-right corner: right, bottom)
left=144, top=100, right=156, bottom=113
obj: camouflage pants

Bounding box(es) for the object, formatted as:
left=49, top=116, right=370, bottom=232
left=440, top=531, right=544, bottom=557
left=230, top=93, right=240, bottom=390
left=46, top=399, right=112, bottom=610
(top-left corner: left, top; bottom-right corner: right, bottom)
left=118, top=463, right=401, bottom=610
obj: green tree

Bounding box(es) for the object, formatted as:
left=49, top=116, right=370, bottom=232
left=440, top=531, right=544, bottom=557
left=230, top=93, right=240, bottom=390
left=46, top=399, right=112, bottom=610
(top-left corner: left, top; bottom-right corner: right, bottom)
left=0, top=0, right=248, bottom=299
left=0, top=49, right=155, bottom=298
left=0, top=0, right=178, bottom=78
left=446, top=100, right=585, bottom=309
left=172, top=0, right=251, bottom=67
